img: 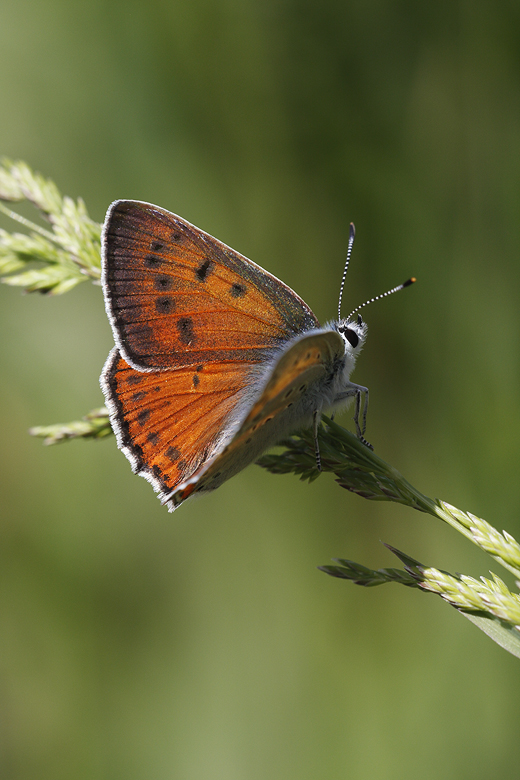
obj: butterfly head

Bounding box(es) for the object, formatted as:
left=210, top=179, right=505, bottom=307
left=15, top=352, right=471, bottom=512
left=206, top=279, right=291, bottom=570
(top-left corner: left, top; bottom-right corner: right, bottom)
left=335, top=313, right=368, bottom=355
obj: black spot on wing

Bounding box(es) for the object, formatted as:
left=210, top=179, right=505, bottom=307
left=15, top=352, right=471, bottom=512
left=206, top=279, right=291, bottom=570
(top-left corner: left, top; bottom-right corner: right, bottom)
left=145, top=255, right=163, bottom=268
left=151, top=241, right=164, bottom=252
left=126, top=373, right=145, bottom=385
left=166, top=446, right=181, bottom=462
left=196, top=259, right=213, bottom=281
left=177, top=317, right=196, bottom=345
left=132, top=391, right=147, bottom=402
left=230, top=282, right=247, bottom=297
left=155, top=296, right=175, bottom=313
left=154, top=275, right=173, bottom=291
left=147, top=432, right=160, bottom=444
left=137, top=409, right=150, bottom=425
left=192, top=374, right=200, bottom=387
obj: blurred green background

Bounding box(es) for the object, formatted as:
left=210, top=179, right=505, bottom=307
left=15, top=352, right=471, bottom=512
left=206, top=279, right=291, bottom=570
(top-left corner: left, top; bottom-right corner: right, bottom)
left=1, top=1, right=520, bottom=778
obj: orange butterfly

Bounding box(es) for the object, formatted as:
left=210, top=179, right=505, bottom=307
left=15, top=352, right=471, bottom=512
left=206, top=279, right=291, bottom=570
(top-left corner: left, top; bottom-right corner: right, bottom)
left=100, top=201, right=413, bottom=511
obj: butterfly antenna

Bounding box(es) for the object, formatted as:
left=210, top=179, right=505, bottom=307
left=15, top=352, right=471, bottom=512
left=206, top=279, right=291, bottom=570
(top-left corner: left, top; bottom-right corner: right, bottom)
left=346, top=277, right=416, bottom=322
left=338, top=223, right=356, bottom=320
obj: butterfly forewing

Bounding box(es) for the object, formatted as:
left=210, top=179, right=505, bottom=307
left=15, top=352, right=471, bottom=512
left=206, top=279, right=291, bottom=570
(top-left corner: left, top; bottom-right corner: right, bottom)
left=103, top=201, right=319, bottom=370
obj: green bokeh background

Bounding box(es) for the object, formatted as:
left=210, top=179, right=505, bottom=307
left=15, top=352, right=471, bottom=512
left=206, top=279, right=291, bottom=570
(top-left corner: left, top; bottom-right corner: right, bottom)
left=2, top=1, right=520, bottom=778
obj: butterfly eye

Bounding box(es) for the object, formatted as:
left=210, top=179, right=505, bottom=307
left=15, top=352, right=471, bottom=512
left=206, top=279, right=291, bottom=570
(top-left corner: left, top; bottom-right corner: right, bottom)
left=345, top=329, right=359, bottom=348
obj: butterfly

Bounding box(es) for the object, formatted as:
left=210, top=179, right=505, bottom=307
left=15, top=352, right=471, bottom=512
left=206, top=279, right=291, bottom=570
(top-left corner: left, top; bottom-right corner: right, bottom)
left=100, top=200, right=414, bottom=511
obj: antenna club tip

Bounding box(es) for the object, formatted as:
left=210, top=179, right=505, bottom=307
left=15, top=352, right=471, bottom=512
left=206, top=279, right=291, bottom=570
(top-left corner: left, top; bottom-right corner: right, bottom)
left=403, top=277, right=416, bottom=287
left=349, top=222, right=356, bottom=237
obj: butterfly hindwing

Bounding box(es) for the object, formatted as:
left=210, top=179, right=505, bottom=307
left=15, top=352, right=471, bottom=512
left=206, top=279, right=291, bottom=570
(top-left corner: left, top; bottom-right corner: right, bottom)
left=168, top=330, right=345, bottom=508
left=102, top=200, right=320, bottom=370
left=102, top=348, right=259, bottom=501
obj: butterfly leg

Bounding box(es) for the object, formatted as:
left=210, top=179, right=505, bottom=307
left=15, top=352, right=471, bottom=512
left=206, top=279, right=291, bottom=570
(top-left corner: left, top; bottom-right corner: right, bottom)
left=333, top=384, right=373, bottom=450
left=313, top=409, right=322, bottom=471
left=353, top=386, right=373, bottom=450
